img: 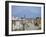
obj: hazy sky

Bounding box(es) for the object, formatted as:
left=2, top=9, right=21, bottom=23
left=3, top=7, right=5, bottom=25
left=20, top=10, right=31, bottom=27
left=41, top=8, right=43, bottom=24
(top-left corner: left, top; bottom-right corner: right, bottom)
left=12, top=6, right=41, bottom=18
